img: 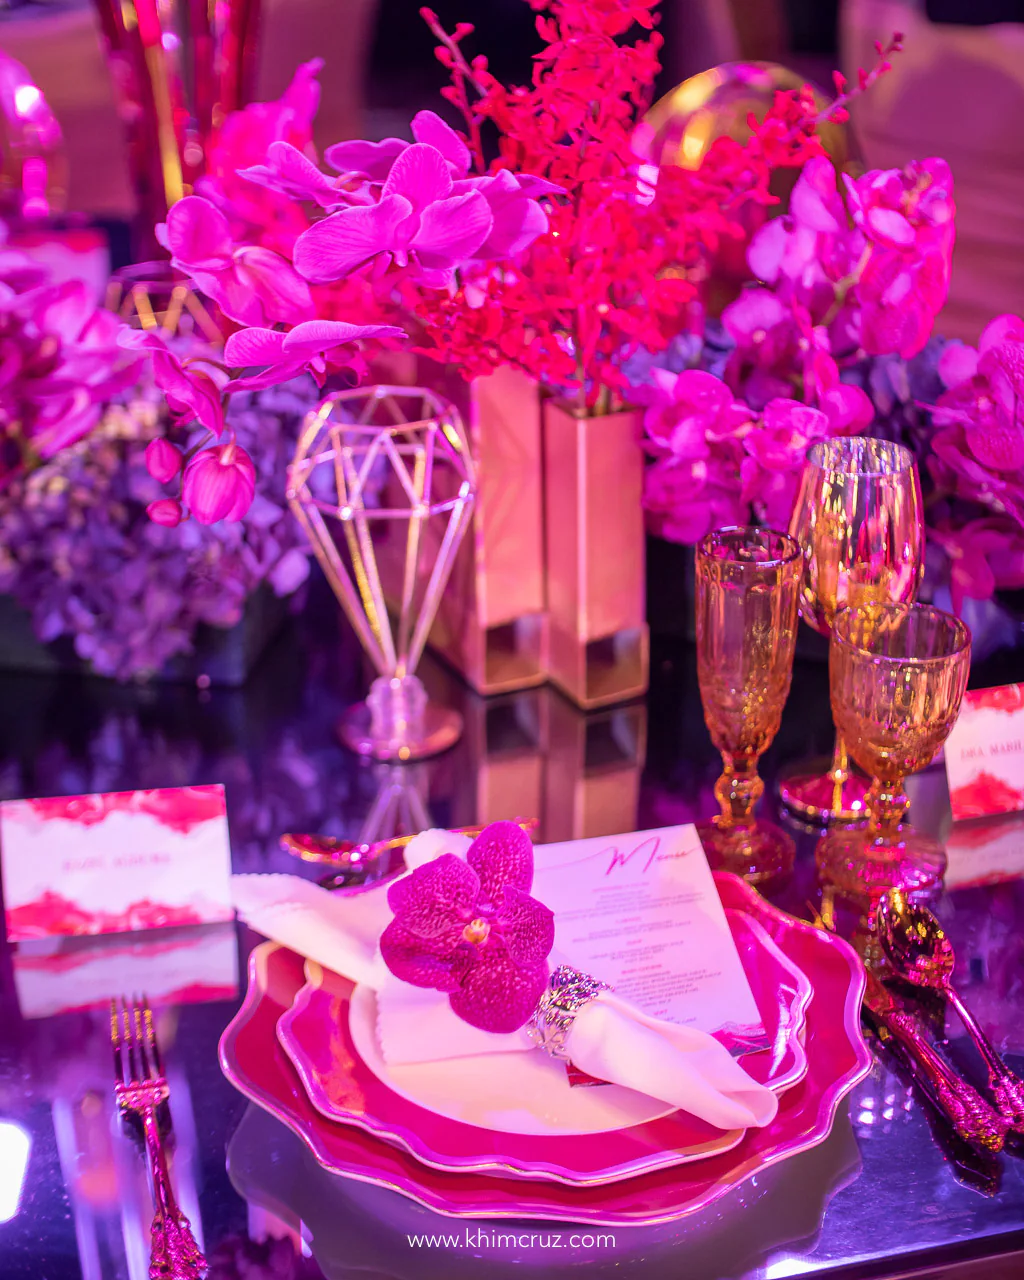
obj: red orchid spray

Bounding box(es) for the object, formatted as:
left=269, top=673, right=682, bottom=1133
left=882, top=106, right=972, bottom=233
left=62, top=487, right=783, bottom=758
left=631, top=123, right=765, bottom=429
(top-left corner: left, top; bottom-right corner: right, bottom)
left=406, top=0, right=880, bottom=414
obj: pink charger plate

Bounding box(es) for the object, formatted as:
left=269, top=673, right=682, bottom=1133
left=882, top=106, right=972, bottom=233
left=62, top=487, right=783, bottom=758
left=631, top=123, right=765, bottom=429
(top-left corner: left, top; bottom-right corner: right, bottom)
left=275, top=907, right=813, bottom=1185
left=219, top=872, right=872, bottom=1226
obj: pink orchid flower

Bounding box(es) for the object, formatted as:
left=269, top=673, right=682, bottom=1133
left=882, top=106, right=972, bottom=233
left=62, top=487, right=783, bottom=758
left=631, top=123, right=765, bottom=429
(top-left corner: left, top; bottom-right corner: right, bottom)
left=452, top=169, right=553, bottom=260
left=223, top=317, right=405, bottom=391
left=845, top=159, right=955, bottom=359
left=158, top=196, right=313, bottom=327
left=145, top=437, right=183, bottom=484
left=380, top=821, right=554, bottom=1034
left=292, top=143, right=493, bottom=284
left=740, top=398, right=831, bottom=529
left=643, top=454, right=748, bottom=545
left=932, top=519, right=1024, bottom=615
left=195, top=59, right=323, bottom=248
left=637, top=368, right=752, bottom=459
left=118, top=329, right=224, bottom=437
left=747, top=158, right=864, bottom=308
left=239, top=141, right=343, bottom=209
left=933, top=314, right=1024, bottom=475
left=325, top=110, right=471, bottom=185
left=146, top=498, right=184, bottom=528
left=181, top=440, right=256, bottom=525
left=3, top=279, right=138, bottom=458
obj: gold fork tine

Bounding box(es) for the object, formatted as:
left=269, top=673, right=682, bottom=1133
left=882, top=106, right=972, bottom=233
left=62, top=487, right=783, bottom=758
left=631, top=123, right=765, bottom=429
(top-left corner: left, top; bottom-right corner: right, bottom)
left=132, top=999, right=152, bottom=1081
left=110, top=995, right=205, bottom=1276
left=142, top=995, right=163, bottom=1078
left=121, top=998, right=139, bottom=1084
left=110, top=997, right=125, bottom=1085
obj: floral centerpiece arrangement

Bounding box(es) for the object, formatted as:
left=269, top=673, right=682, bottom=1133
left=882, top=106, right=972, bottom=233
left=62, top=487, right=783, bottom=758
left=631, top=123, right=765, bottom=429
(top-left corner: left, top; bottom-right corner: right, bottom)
left=127, top=0, right=912, bottom=705
left=632, top=147, right=1024, bottom=654
left=0, top=231, right=312, bottom=679
left=135, top=0, right=885, bottom=515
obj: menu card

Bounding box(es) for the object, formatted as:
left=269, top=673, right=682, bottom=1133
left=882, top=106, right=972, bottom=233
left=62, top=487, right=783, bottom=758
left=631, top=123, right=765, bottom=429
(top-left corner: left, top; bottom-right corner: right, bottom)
left=533, top=824, right=767, bottom=1053
left=944, top=685, right=1024, bottom=822
left=0, top=787, right=233, bottom=941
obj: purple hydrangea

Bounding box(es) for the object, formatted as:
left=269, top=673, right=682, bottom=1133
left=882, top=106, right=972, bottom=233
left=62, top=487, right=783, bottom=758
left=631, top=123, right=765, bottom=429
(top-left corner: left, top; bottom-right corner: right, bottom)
left=0, top=376, right=315, bottom=680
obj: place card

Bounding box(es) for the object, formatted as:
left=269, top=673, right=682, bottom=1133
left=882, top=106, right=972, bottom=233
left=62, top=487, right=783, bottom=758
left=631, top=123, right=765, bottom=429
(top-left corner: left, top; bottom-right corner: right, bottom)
left=534, top=824, right=767, bottom=1053
left=0, top=786, right=234, bottom=942
left=944, top=685, right=1024, bottom=822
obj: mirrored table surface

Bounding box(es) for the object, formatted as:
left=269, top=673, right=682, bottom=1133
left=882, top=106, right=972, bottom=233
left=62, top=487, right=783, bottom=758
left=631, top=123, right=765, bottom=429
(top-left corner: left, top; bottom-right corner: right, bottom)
left=1, top=596, right=1023, bottom=1280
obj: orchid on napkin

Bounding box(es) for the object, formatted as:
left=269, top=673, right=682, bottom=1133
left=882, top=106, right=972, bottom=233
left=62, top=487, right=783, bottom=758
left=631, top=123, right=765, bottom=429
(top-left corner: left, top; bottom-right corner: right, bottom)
left=231, top=822, right=780, bottom=1131
left=380, top=821, right=554, bottom=1033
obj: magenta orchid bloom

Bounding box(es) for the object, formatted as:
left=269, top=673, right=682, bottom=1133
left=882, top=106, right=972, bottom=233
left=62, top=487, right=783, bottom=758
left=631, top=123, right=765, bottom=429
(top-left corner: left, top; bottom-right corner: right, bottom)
left=239, top=141, right=343, bottom=209
left=643, top=454, right=749, bottom=544
left=144, top=437, right=183, bottom=484
left=845, top=159, right=955, bottom=359
left=931, top=518, right=1024, bottom=616
left=740, top=398, right=831, bottom=529
left=146, top=498, right=184, bottom=528
left=118, top=329, right=225, bottom=437
left=158, top=196, right=313, bottom=327
left=223, top=318, right=405, bottom=391
left=931, top=312, right=1024, bottom=502
left=325, top=110, right=471, bottom=185
left=1, top=279, right=138, bottom=461
left=380, top=821, right=554, bottom=1034
left=293, top=143, right=494, bottom=285
left=637, top=368, right=752, bottom=459
left=181, top=440, right=257, bottom=525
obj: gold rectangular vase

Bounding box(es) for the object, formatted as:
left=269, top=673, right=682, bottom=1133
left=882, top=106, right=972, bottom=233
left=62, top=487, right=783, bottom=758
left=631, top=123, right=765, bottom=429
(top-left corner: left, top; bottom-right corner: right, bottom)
left=429, top=365, right=549, bottom=694
left=543, top=399, right=650, bottom=709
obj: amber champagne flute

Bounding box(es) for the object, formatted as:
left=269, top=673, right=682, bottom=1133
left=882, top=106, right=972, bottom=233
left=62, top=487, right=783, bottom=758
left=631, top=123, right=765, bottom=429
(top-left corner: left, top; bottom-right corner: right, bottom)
left=780, top=438, right=924, bottom=824
left=817, top=602, right=971, bottom=896
left=695, top=527, right=801, bottom=883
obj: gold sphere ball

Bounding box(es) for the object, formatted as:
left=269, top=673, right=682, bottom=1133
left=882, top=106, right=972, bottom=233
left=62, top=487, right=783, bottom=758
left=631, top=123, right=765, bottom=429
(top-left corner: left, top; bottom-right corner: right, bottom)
left=637, top=60, right=854, bottom=174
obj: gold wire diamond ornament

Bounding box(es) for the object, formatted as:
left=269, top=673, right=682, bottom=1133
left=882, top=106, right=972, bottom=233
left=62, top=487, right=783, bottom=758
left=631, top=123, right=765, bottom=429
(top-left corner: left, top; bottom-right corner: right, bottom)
left=287, top=386, right=477, bottom=760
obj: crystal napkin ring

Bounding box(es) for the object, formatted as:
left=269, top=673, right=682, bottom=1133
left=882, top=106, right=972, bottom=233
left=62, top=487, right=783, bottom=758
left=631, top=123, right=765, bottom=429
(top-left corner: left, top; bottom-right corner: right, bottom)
left=526, top=965, right=611, bottom=1061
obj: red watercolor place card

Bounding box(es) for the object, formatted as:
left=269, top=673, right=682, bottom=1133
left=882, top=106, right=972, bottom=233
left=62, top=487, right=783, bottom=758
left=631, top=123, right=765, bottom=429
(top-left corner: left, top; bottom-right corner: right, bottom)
left=944, top=685, right=1024, bottom=823
left=0, top=786, right=233, bottom=942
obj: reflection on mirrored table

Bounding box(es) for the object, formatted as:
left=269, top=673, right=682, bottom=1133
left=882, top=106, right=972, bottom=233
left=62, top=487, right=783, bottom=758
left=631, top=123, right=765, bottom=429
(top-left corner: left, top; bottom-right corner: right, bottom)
left=0, top=606, right=1023, bottom=1279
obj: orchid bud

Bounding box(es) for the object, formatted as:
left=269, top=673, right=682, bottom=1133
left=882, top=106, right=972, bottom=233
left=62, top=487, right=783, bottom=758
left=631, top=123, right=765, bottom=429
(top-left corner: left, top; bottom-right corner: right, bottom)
left=181, top=441, right=256, bottom=524
left=145, top=437, right=183, bottom=484
left=147, top=498, right=184, bottom=527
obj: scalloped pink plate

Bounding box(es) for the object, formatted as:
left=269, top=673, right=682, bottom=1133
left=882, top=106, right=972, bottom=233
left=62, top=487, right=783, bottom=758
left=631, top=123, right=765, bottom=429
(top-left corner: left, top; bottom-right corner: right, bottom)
left=275, top=908, right=812, bottom=1185
left=219, top=872, right=871, bottom=1226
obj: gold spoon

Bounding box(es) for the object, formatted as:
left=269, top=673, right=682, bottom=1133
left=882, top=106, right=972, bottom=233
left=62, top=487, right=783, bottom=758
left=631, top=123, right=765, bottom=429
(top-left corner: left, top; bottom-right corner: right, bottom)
left=876, top=888, right=1024, bottom=1130
left=280, top=820, right=539, bottom=890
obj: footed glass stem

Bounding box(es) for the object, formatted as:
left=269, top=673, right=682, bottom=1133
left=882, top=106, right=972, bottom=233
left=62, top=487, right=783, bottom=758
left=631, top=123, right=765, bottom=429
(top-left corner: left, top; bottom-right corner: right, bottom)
left=698, top=755, right=795, bottom=886
left=815, top=774, right=946, bottom=898
left=778, top=736, right=870, bottom=825
left=337, top=674, right=462, bottom=762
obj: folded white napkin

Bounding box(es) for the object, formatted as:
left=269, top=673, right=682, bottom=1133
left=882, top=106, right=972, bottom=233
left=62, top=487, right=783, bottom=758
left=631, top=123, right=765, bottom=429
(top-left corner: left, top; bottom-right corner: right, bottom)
left=231, top=871, right=390, bottom=989
left=231, top=832, right=779, bottom=1132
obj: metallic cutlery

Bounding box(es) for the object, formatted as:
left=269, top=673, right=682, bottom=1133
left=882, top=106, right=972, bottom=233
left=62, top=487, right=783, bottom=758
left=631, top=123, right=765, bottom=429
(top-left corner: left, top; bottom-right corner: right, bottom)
left=111, top=996, right=207, bottom=1280
left=876, top=888, right=1024, bottom=1130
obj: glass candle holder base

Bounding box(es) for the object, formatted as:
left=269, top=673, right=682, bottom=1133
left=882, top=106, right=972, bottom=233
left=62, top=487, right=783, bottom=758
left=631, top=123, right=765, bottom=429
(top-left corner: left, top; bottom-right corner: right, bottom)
left=696, top=818, right=795, bottom=886
left=815, top=825, right=946, bottom=899
left=778, top=759, right=870, bottom=825
left=337, top=675, right=462, bottom=762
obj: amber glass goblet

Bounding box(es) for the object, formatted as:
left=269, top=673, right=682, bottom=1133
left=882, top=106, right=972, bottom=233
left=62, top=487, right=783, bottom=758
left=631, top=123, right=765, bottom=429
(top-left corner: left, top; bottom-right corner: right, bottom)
left=816, top=603, right=971, bottom=898
left=695, top=527, right=801, bottom=883
left=780, top=437, right=924, bottom=825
